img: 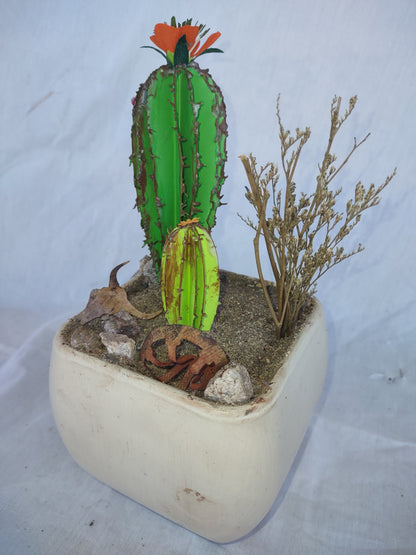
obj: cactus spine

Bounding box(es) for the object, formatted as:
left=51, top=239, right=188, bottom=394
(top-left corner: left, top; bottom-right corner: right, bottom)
left=131, top=61, right=227, bottom=272
left=160, top=219, right=219, bottom=331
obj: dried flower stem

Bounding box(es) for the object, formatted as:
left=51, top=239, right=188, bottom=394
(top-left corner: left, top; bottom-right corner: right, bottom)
left=241, top=95, right=396, bottom=339
left=240, top=155, right=280, bottom=332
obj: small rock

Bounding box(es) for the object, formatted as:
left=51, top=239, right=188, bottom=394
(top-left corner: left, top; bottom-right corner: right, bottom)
left=101, top=310, right=143, bottom=341
left=140, top=255, right=158, bottom=279
left=123, top=256, right=159, bottom=287
left=99, top=332, right=136, bottom=360
left=70, top=327, right=101, bottom=352
left=132, top=255, right=158, bottom=284
left=204, top=363, right=253, bottom=405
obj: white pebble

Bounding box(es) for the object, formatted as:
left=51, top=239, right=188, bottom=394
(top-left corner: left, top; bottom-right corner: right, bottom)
left=204, top=363, right=253, bottom=405
left=100, top=332, right=136, bottom=360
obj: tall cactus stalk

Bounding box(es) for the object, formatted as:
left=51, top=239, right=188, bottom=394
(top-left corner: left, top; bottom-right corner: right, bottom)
left=131, top=18, right=227, bottom=272
left=160, top=218, right=220, bottom=331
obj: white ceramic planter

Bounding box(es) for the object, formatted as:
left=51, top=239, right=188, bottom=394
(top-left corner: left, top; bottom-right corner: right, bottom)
left=50, top=299, right=327, bottom=543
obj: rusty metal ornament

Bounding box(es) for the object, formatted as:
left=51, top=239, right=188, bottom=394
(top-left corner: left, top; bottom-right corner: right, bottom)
left=140, top=325, right=228, bottom=391
left=75, top=261, right=162, bottom=325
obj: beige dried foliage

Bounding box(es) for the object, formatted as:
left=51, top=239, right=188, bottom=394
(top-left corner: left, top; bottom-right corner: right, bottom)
left=240, top=95, right=396, bottom=339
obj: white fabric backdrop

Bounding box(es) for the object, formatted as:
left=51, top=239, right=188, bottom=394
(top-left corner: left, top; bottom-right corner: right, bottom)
left=1, top=0, right=415, bottom=553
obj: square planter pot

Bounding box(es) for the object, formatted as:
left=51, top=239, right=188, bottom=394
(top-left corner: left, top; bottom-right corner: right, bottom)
left=50, top=294, right=327, bottom=543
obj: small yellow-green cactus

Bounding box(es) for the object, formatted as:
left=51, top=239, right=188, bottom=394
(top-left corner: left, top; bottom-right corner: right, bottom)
left=160, top=218, right=220, bottom=331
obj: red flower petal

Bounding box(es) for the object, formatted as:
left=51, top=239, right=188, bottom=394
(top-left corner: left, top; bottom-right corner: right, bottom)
left=150, top=23, right=180, bottom=54
left=179, top=25, right=199, bottom=50
left=150, top=23, right=200, bottom=55
left=189, top=40, right=201, bottom=58
left=192, top=31, right=221, bottom=58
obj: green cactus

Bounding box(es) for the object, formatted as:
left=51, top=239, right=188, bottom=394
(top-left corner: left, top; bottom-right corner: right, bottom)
left=131, top=19, right=227, bottom=272
left=160, top=218, right=219, bottom=331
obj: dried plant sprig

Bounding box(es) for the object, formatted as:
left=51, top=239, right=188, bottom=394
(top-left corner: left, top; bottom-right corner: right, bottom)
left=240, top=95, right=396, bottom=339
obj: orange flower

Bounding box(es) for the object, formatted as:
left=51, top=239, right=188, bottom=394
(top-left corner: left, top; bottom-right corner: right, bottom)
left=147, top=20, right=222, bottom=66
